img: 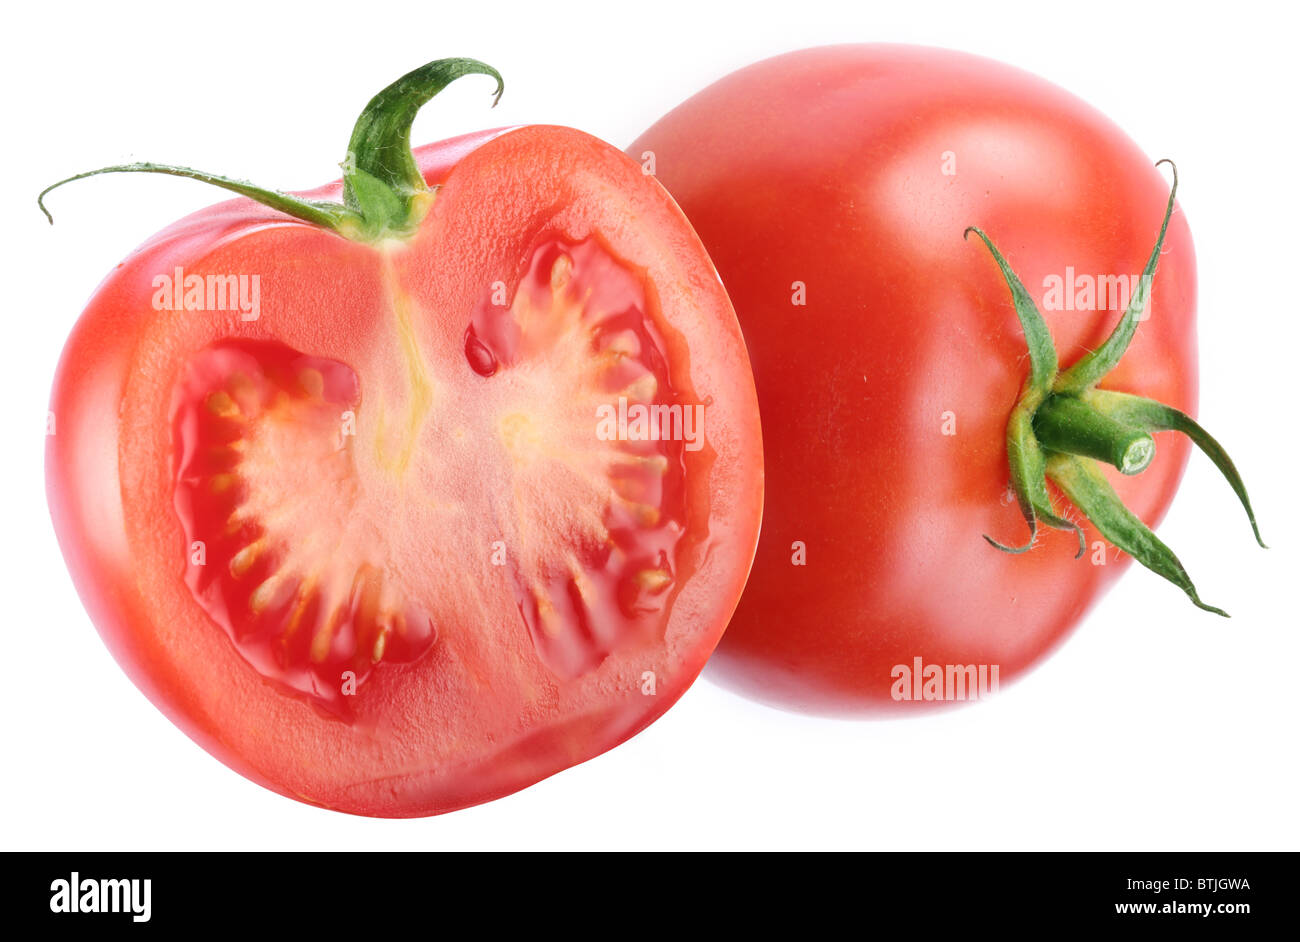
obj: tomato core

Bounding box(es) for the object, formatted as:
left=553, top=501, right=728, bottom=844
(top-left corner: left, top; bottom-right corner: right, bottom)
left=171, top=234, right=696, bottom=713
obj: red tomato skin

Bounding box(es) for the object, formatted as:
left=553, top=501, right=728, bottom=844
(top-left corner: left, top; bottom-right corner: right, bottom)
left=631, top=45, right=1196, bottom=714
left=47, top=127, right=764, bottom=814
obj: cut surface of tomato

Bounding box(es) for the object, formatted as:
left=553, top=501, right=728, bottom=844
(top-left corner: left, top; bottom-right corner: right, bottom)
left=46, top=61, right=762, bottom=815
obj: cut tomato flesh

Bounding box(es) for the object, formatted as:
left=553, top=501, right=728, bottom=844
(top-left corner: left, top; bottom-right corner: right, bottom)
left=172, top=340, right=437, bottom=713
left=469, top=236, right=689, bottom=678
left=172, top=236, right=691, bottom=714
left=49, top=124, right=764, bottom=816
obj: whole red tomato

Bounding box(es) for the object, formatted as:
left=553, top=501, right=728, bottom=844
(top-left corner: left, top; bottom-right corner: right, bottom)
left=45, top=59, right=763, bottom=814
left=631, top=45, right=1260, bottom=714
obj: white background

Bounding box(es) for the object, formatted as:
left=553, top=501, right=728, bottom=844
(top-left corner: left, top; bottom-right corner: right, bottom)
left=3, top=0, right=1297, bottom=850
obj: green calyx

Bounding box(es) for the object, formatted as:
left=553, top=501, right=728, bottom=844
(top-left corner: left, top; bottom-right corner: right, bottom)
left=38, top=58, right=504, bottom=243
left=966, top=160, right=1264, bottom=615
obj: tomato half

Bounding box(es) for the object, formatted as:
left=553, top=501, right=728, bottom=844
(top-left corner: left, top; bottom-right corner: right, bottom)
left=632, top=45, right=1260, bottom=714
left=46, top=60, right=762, bottom=814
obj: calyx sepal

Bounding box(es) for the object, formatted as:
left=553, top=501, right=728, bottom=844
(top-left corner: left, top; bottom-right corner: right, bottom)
left=968, top=161, right=1263, bottom=614
left=38, top=58, right=504, bottom=243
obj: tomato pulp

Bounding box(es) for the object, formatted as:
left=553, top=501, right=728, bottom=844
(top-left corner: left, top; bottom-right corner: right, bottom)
left=632, top=45, right=1260, bottom=714
left=46, top=61, right=763, bottom=814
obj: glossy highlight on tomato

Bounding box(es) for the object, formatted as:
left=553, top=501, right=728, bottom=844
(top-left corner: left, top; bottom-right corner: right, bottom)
left=45, top=60, right=762, bottom=814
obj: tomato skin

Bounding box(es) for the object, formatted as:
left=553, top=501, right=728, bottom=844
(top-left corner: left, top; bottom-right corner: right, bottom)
left=631, top=45, right=1196, bottom=714
left=47, top=127, right=763, bottom=814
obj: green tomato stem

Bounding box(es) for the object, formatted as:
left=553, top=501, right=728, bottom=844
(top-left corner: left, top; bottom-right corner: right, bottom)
left=37, top=58, right=503, bottom=243
left=1033, top=394, right=1155, bottom=475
